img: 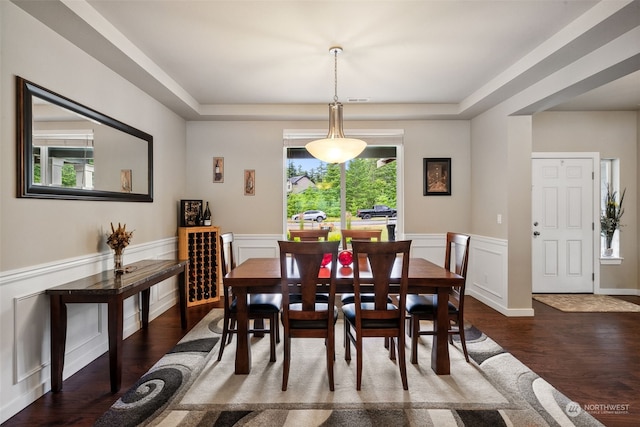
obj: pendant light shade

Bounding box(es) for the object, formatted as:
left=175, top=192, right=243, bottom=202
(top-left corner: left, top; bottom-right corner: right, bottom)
left=306, top=47, right=366, bottom=163
left=306, top=102, right=367, bottom=164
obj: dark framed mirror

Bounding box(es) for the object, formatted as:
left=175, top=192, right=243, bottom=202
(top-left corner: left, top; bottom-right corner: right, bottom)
left=17, top=76, right=153, bottom=202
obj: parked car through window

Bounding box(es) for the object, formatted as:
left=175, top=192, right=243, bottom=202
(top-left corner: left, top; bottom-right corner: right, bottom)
left=291, top=210, right=327, bottom=222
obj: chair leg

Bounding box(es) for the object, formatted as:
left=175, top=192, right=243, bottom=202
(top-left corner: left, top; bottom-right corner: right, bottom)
left=269, top=316, right=277, bottom=362
left=457, top=320, right=470, bottom=363
left=282, top=335, right=291, bottom=391
left=344, top=320, right=351, bottom=361
left=326, top=331, right=335, bottom=391
left=228, top=318, right=236, bottom=344
left=397, top=333, right=408, bottom=390
left=217, top=315, right=230, bottom=361
left=388, top=337, right=396, bottom=360
left=343, top=318, right=348, bottom=348
left=410, top=314, right=420, bottom=364
left=356, top=336, right=363, bottom=391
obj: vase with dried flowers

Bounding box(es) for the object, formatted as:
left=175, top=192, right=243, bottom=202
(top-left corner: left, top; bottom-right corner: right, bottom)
left=107, top=222, right=133, bottom=272
left=600, top=185, right=625, bottom=256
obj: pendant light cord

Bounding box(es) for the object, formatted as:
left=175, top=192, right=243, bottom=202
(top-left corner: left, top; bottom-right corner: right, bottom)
left=333, top=48, right=339, bottom=103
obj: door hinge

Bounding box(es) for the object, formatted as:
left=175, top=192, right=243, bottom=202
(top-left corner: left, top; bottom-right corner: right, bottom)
left=592, top=273, right=595, bottom=282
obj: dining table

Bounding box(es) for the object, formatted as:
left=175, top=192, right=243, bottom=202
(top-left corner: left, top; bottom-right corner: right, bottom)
left=223, top=256, right=464, bottom=375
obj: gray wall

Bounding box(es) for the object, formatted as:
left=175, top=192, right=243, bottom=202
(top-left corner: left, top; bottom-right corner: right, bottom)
left=1, top=2, right=188, bottom=270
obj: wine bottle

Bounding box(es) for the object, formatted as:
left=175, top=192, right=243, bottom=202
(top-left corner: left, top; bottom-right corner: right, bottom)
left=214, top=160, right=222, bottom=182
left=203, top=201, right=212, bottom=226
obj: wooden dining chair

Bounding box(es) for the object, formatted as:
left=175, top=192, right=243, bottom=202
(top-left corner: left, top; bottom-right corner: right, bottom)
left=217, top=232, right=282, bottom=362
left=278, top=240, right=340, bottom=391
left=340, top=228, right=382, bottom=250
left=288, top=228, right=331, bottom=304
left=342, top=240, right=412, bottom=390
left=288, top=228, right=330, bottom=241
left=405, top=232, right=470, bottom=364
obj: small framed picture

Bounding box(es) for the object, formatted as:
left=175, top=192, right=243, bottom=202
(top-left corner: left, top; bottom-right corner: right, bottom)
left=120, top=169, right=132, bottom=193
left=244, top=169, right=255, bottom=196
left=213, top=157, right=224, bottom=183
left=423, top=158, right=451, bottom=196
left=180, top=199, right=202, bottom=226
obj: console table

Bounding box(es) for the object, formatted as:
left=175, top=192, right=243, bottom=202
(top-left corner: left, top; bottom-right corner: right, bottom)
left=46, top=259, right=188, bottom=393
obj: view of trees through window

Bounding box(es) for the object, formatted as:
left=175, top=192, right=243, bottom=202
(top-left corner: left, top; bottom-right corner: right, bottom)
left=286, top=157, right=397, bottom=220
left=33, top=163, right=81, bottom=187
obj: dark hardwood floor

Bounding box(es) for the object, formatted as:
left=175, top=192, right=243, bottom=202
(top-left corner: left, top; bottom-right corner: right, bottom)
left=3, top=296, right=639, bottom=426
left=466, top=295, right=640, bottom=427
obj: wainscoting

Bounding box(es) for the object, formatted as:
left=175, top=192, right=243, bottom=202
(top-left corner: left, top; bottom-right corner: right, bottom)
left=0, top=238, right=179, bottom=423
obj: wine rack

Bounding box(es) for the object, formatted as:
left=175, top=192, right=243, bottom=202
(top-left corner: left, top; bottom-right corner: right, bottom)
left=178, top=226, right=222, bottom=306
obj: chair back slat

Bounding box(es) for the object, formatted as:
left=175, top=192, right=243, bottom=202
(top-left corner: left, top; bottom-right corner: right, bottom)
left=340, top=229, right=382, bottom=250
left=288, top=229, right=330, bottom=241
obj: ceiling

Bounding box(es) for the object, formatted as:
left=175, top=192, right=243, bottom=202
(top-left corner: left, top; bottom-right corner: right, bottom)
left=13, top=0, right=640, bottom=121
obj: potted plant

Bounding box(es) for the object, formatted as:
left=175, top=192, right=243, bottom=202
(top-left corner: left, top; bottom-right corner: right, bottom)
left=600, top=185, right=625, bottom=256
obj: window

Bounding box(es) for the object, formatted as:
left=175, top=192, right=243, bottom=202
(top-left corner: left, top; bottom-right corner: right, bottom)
left=283, top=130, right=403, bottom=243
left=600, top=158, right=622, bottom=258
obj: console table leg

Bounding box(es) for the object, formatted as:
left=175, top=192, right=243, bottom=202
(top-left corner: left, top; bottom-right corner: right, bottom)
left=50, top=296, right=66, bottom=392
left=141, top=289, right=150, bottom=329
left=178, top=268, right=187, bottom=329
left=107, top=297, right=124, bottom=393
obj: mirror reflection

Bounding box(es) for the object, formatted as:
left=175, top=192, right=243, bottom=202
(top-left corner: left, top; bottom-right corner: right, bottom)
left=18, top=77, right=153, bottom=201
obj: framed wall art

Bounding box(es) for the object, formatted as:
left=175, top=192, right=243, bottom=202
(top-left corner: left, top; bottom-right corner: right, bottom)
left=120, top=169, right=132, bottom=193
left=213, top=157, right=224, bottom=183
left=423, top=158, right=451, bottom=196
left=180, top=199, right=203, bottom=226
left=244, top=169, right=255, bottom=196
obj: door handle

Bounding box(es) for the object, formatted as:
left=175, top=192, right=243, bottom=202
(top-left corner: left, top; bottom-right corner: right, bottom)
left=533, top=231, right=540, bottom=237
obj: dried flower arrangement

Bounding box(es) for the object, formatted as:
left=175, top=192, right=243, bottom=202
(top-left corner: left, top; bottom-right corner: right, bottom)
left=106, top=222, right=133, bottom=253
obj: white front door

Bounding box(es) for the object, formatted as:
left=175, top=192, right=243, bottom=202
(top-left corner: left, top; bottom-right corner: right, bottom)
left=532, top=158, right=594, bottom=293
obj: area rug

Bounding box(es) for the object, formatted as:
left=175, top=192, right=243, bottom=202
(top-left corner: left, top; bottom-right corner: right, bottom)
left=96, top=309, right=604, bottom=427
left=533, top=294, right=640, bottom=313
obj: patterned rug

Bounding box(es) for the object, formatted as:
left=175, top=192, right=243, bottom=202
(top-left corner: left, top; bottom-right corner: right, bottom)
left=96, top=309, right=604, bottom=426
left=533, top=294, right=640, bottom=312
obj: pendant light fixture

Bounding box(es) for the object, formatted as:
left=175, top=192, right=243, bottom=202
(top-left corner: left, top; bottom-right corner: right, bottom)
left=306, top=47, right=367, bottom=163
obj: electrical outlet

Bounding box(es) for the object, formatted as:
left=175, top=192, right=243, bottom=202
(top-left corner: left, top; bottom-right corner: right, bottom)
left=497, top=214, right=502, bottom=224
